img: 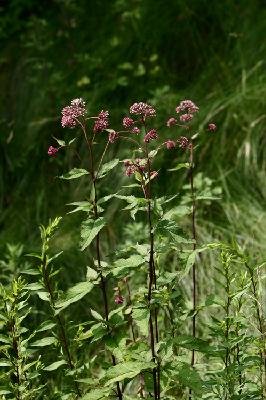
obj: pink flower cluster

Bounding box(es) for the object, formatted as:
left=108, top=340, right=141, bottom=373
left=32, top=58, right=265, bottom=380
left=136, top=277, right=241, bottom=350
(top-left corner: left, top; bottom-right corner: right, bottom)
left=144, top=129, right=158, bottom=143
left=93, top=110, right=109, bottom=133
left=129, top=102, right=156, bottom=117
left=131, top=127, right=140, bottom=134
left=208, top=123, right=217, bottom=131
left=108, top=130, right=119, bottom=143
left=123, top=158, right=147, bottom=176
left=48, top=146, right=59, bottom=157
left=165, top=140, right=175, bottom=149
left=177, top=136, right=189, bottom=149
left=166, top=117, right=177, bottom=127
left=176, top=100, right=199, bottom=124
left=61, top=98, right=86, bottom=128
left=123, top=117, right=134, bottom=128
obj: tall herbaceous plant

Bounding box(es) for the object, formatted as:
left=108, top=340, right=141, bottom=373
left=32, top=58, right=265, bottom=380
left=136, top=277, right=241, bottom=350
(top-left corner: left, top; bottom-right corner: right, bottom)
left=0, top=97, right=264, bottom=400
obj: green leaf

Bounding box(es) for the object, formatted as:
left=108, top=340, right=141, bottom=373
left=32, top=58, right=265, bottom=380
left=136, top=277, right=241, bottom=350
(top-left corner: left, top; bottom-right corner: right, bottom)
left=44, top=360, right=67, bottom=371
left=67, top=201, right=92, bottom=214
left=36, top=291, right=50, bottom=302
left=177, top=363, right=205, bottom=395
left=104, top=361, right=155, bottom=386
left=97, top=159, right=119, bottom=179
left=0, top=359, right=12, bottom=367
left=53, top=137, right=66, bottom=146
left=86, top=266, right=98, bottom=281
left=156, top=219, right=193, bottom=244
left=60, top=168, right=89, bottom=180
left=31, top=337, right=56, bottom=347
left=175, top=335, right=216, bottom=354
left=91, top=309, right=103, bottom=321
left=36, top=320, right=56, bottom=332
left=55, top=281, right=94, bottom=313
left=81, top=387, right=111, bottom=400
left=80, top=217, right=106, bottom=251
left=132, top=308, right=149, bottom=336
left=168, top=162, right=190, bottom=171
left=180, top=247, right=209, bottom=279
left=68, top=138, right=76, bottom=145
left=112, top=254, right=145, bottom=277
left=26, top=283, right=43, bottom=291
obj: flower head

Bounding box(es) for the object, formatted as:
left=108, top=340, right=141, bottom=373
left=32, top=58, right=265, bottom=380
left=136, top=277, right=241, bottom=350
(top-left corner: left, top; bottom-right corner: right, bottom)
left=108, top=130, right=118, bottom=143
left=135, top=158, right=147, bottom=172
left=144, top=129, right=158, bottom=143
left=180, top=113, right=193, bottom=123
left=93, top=110, right=109, bottom=133
left=131, top=127, right=141, bottom=134
left=208, top=123, right=217, bottom=131
left=48, top=146, right=59, bottom=157
left=165, top=140, right=175, bottom=149
left=177, top=136, right=189, bottom=149
left=125, top=167, right=135, bottom=176
left=114, top=294, right=124, bottom=304
left=123, top=117, right=134, bottom=128
left=130, top=102, right=156, bottom=117
left=166, top=117, right=177, bottom=127
left=176, top=100, right=199, bottom=114
left=61, top=98, right=86, bottom=128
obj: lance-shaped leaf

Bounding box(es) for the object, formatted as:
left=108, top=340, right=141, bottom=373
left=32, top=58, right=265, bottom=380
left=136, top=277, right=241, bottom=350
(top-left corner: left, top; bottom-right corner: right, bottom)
left=44, top=360, right=67, bottom=371
left=55, top=281, right=94, bottom=313
left=60, top=168, right=89, bottom=180
left=104, top=361, right=155, bottom=386
left=80, top=217, right=106, bottom=251
left=31, top=337, right=56, bottom=347
left=67, top=201, right=92, bottom=214
left=97, top=159, right=119, bottom=179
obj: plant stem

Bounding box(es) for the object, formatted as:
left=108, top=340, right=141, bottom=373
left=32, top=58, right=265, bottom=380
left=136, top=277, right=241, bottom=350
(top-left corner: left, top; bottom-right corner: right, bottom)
left=188, top=142, right=197, bottom=400
left=245, top=262, right=266, bottom=397
left=41, top=252, right=81, bottom=398
left=124, top=277, right=136, bottom=341
left=82, top=126, right=123, bottom=400
left=142, top=118, right=160, bottom=399
left=189, top=143, right=197, bottom=363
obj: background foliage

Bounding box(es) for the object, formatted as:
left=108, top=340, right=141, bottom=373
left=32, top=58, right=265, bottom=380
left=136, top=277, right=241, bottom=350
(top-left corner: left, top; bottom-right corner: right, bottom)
left=0, top=1, right=266, bottom=399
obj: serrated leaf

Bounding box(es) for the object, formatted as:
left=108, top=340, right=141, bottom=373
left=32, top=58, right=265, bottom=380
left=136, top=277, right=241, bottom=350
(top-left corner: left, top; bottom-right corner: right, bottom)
left=104, top=361, right=155, bottom=386
left=112, top=255, right=145, bottom=277
left=80, top=217, right=106, bottom=251
left=97, top=159, right=119, bottom=179
left=60, top=168, right=89, bottom=180
left=55, top=281, right=94, bottom=313
left=132, top=308, right=149, bottom=336
left=44, top=360, right=67, bottom=371
left=31, top=337, right=56, bottom=347
left=174, top=335, right=216, bottom=355
left=156, top=219, right=192, bottom=244
left=81, top=387, right=111, bottom=400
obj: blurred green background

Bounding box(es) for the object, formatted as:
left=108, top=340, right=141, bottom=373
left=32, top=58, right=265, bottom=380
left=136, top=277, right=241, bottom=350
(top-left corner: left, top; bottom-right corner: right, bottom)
left=1, top=0, right=266, bottom=259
